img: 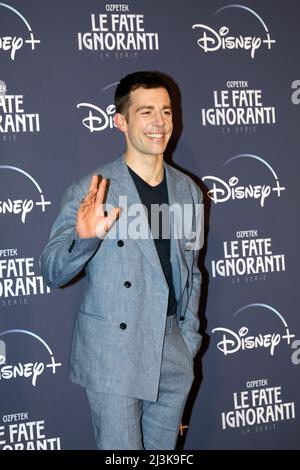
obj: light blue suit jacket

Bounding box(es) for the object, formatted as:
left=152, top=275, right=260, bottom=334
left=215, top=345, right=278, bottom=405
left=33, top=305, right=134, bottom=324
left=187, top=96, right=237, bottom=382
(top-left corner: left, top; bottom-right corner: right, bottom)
left=40, top=155, right=203, bottom=401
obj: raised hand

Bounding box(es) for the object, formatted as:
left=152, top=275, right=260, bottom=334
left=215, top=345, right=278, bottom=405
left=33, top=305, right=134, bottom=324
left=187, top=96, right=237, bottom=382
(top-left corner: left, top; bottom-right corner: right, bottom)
left=76, top=175, right=120, bottom=239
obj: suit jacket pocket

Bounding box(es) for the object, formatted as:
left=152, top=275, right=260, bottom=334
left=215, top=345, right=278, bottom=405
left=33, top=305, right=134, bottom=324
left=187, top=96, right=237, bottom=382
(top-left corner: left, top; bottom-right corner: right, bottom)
left=78, top=309, right=107, bottom=322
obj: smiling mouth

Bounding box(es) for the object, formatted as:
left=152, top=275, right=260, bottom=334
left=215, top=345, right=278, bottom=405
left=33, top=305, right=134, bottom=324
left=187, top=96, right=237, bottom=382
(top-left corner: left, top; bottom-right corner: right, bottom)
left=145, top=133, right=164, bottom=139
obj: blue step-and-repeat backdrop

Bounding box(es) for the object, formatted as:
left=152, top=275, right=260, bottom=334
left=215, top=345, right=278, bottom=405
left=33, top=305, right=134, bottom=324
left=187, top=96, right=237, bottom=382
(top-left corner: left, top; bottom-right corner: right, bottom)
left=0, top=0, right=299, bottom=450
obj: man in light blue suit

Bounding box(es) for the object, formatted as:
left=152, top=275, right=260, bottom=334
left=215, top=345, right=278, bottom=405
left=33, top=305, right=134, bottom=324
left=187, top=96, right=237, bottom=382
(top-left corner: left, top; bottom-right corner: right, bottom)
left=41, top=72, right=204, bottom=450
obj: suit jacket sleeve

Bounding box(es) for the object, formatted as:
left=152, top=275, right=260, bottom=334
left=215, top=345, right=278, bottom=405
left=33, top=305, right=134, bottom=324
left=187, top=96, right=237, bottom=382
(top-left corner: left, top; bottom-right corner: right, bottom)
left=40, top=181, right=101, bottom=288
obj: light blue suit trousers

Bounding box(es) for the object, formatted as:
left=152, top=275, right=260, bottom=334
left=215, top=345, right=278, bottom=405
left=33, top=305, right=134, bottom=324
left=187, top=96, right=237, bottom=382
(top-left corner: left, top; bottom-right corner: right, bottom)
left=86, top=315, right=194, bottom=450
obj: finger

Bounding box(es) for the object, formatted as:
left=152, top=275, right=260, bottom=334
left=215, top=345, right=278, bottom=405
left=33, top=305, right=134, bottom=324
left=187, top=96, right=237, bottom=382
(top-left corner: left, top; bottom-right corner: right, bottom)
left=82, top=188, right=97, bottom=206
left=84, top=175, right=99, bottom=203
left=105, top=207, right=121, bottom=229
left=95, top=207, right=120, bottom=239
left=95, top=178, right=107, bottom=206
left=88, top=175, right=99, bottom=192
left=94, top=178, right=107, bottom=217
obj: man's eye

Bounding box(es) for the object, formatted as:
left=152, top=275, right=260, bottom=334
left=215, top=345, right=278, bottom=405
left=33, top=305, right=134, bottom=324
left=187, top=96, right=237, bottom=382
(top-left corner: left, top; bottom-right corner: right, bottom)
left=141, top=111, right=150, bottom=115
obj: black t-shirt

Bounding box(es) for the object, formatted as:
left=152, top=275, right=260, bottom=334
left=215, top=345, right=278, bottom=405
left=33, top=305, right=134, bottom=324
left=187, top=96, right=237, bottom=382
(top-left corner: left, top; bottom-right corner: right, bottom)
left=127, top=165, right=177, bottom=317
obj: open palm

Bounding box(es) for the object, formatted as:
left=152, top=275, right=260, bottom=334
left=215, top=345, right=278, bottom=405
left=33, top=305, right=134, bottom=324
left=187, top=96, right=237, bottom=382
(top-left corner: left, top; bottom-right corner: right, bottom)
left=76, top=175, right=120, bottom=239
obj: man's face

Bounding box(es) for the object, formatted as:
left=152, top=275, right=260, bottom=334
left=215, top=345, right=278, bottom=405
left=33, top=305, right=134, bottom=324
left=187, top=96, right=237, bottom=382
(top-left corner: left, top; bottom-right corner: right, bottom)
left=116, top=86, right=173, bottom=159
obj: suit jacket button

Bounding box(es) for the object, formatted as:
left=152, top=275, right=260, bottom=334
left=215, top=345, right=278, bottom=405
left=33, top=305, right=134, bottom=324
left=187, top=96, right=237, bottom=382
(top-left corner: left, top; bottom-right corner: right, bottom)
left=124, top=281, right=131, bottom=288
left=68, top=239, right=76, bottom=252
left=186, top=280, right=189, bottom=288
left=119, top=322, right=127, bottom=330
left=68, top=244, right=73, bottom=253
left=117, top=240, right=124, bottom=247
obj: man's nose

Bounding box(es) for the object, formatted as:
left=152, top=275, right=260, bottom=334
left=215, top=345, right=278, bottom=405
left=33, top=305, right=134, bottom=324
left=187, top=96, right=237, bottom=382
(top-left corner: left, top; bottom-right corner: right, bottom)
left=152, top=112, right=165, bottom=126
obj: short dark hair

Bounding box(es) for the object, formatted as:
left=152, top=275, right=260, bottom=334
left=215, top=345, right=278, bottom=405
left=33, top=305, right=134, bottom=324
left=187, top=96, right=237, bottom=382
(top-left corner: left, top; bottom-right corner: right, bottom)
left=114, top=71, right=170, bottom=116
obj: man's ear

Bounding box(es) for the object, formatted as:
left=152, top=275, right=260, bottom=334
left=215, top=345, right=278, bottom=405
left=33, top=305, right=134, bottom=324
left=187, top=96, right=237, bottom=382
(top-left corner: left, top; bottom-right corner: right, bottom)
left=114, top=113, right=128, bottom=133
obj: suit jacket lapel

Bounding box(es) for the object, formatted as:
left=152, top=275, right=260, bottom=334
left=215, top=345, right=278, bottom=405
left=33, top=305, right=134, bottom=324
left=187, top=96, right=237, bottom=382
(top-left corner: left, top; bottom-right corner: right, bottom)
left=164, top=161, right=186, bottom=254
left=164, top=162, right=189, bottom=298
left=110, top=156, right=189, bottom=293
left=112, top=155, right=166, bottom=280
